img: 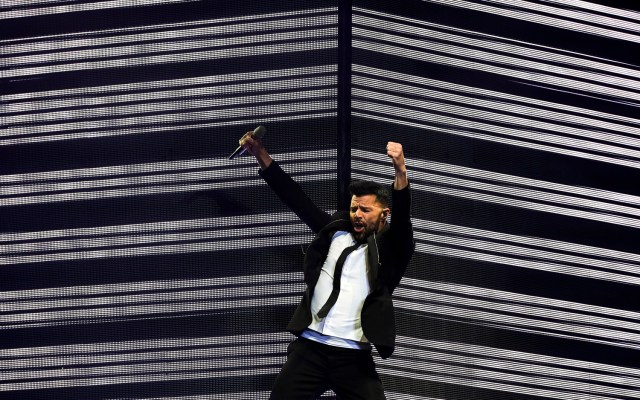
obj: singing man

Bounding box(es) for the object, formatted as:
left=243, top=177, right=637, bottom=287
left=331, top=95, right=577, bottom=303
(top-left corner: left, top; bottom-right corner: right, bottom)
left=240, top=133, right=415, bottom=400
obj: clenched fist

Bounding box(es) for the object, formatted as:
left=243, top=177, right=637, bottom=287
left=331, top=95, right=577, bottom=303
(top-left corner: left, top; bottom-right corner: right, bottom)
left=386, top=142, right=408, bottom=190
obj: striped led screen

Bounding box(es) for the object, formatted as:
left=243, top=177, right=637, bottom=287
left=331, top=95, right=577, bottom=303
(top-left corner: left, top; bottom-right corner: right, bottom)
left=2, top=0, right=640, bottom=399
left=1, top=1, right=339, bottom=399
left=350, top=1, right=640, bottom=400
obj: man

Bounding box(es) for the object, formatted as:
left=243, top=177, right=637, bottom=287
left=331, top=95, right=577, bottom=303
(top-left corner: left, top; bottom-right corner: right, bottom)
left=240, top=133, right=414, bottom=400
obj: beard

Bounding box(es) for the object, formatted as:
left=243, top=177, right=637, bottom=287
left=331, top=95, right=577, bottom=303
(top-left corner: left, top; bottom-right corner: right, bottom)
left=352, top=217, right=384, bottom=243
left=352, top=226, right=372, bottom=243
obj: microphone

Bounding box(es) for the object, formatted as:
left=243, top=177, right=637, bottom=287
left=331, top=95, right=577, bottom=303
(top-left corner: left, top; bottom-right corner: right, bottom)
left=228, top=125, right=266, bottom=160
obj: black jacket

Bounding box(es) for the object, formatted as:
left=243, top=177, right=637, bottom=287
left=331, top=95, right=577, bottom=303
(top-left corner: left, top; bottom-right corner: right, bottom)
left=259, top=161, right=414, bottom=358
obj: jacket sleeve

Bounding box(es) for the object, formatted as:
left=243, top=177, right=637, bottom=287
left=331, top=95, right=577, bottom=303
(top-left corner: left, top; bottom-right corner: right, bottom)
left=389, top=183, right=415, bottom=282
left=258, top=161, right=331, bottom=233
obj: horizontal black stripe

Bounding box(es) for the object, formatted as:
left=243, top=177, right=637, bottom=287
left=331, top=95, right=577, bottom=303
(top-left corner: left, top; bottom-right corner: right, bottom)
left=0, top=180, right=335, bottom=231
left=0, top=117, right=338, bottom=174
left=0, top=245, right=308, bottom=291
left=0, top=375, right=277, bottom=400
left=351, top=117, right=640, bottom=195
left=407, top=252, right=638, bottom=312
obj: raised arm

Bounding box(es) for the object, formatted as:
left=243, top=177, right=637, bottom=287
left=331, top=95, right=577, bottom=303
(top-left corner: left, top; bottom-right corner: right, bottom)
left=240, top=131, right=331, bottom=233
left=386, top=142, right=414, bottom=280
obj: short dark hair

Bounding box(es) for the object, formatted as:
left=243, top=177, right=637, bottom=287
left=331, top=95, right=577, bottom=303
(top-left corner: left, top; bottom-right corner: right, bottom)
left=348, top=180, right=390, bottom=208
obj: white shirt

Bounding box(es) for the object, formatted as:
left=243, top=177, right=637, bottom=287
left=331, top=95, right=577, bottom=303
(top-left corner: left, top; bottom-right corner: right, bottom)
left=306, top=231, right=372, bottom=347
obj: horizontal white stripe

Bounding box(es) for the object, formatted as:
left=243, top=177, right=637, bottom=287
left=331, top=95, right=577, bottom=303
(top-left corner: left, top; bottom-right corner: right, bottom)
left=0, top=271, right=302, bottom=301
left=1, top=217, right=248, bottom=243
left=3, top=186, right=638, bottom=281
left=5, top=214, right=636, bottom=287
left=354, top=99, right=640, bottom=161
left=0, top=337, right=634, bottom=397
left=354, top=157, right=640, bottom=218
left=378, top=367, right=623, bottom=400
left=0, top=174, right=335, bottom=209
left=352, top=65, right=640, bottom=126
left=114, top=392, right=391, bottom=400
left=1, top=159, right=332, bottom=197
left=414, top=181, right=640, bottom=230
left=539, top=0, right=640, bottom=20
left=354, top=90, right=640, bottom=158
left=6, top=28, right=337, bottom=68
left=4, top=39, right=336, bottom=78
left=5, top=175, right=640, bottom=262
left=360, top=149, right=640, bottom=215
left=0, top=148, right=334, bottom=187
left=0, top=233, right=313, bottom=265
left=4, top=77, right=336, bottom=119
left=0, top=296, right=299, bottom=329
left=117, top=392, right=272, bottom=400
left=3, top=98, right=335, bottom=138
left=1, top=281, right=304, bottom=314
left=148, top=393, right=428, bottom=400
left=1, top=334, right=633, bottom=400
left=0, top=112, right=336, bottom=145
left=353, top=13, right=640, bottom=84
left=351, top=77, right=639, bottom=147
left=0, top=367, right=280, bottom=392
left=388, top=347, right=639, bottom=396
left=395, top=289, right=640, bottom=342
left=2, top=8, right=336, bottom=43
left=0, top=331, right=292, bottom=358
left=409, top=219, right=640, bottom=263
left=0, top=344, right=286, bottom=372
left=420, top=0, right=640, bottom=43
left=399, top=157, right=640, bottom=208
left=0, top=0, right=187, bottom=19
left=402, top=277, right=640, bottom=321
left=354, top=169, right=640, bottom=230
left=5, top=89, right=336, bottom=135
left=3, top=14, right=336, bottom=56
left=353, top=39, right=640, bottom=103
left=6, top=95, right=334, bottom=138
left=0, top=225, right=309, bottom=261
left=4, top=65, right=337, bottom=102
left=385, top=395, right=441, bottom=400
left=397, top=335, right=640, bottom=378
left=414, top=230, right=639, bottom=276
left=0, top=172, right=335, bottom=207
left=414, top=242, right=640, bottom=286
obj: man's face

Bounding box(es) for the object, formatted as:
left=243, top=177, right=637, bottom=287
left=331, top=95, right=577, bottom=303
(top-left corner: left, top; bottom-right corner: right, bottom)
left=349, top=194, right=389, bottom=242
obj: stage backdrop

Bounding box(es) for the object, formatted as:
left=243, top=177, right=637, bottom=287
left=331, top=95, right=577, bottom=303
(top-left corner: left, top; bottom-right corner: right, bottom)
left=1, top=1, right=639, bottom=399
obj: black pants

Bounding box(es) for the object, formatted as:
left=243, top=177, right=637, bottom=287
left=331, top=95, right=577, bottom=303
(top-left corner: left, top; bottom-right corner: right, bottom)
left=269, top=337, right=386, bottom=400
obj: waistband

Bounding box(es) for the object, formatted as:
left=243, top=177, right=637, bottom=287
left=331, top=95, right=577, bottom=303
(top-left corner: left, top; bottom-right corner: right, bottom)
left=300, top=329, right=372, bottom=351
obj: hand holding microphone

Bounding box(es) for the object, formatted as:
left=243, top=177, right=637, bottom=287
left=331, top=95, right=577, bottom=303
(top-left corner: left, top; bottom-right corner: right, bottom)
left=228, top=125, right=266, bottom=160
left=229, top=125, right=273, bottom=170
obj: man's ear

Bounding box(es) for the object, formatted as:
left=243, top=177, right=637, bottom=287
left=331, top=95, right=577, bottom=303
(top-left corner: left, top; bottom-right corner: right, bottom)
left=381, top=208, right=390, bottom=219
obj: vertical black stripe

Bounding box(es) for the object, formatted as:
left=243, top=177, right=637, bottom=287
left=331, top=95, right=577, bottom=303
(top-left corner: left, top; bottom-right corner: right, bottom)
left=337, top=0, right=352, bottom=210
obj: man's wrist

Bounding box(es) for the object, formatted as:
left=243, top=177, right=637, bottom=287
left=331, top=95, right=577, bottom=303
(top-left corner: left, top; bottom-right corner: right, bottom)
left=394, top=164, right=407, bottom=174
left=394, top=170, right=408, bottom=190
left=256, top=149, right=273, bottom=170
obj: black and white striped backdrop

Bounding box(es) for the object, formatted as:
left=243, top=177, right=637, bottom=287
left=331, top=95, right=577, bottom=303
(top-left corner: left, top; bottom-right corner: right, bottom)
left=2, top=0, right=639, bottom=399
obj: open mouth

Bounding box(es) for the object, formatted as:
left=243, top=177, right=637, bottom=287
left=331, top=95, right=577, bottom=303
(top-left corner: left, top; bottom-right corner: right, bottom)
left=353, top=221, right=365, bottom=233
